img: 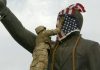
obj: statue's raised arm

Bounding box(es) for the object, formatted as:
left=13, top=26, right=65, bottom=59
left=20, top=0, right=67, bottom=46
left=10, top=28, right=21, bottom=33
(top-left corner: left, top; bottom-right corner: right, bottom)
left=0, top=0, right=36, bottom=54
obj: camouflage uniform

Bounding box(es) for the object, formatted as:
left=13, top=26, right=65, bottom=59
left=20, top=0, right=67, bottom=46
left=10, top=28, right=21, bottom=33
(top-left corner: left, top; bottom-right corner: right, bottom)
left=30, top=26, right=60, bottom=70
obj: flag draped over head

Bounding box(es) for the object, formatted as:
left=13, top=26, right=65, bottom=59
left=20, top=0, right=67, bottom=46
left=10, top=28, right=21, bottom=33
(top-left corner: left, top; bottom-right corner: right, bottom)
left=58, top=3, right=86, bottom=17
left=57, top=3, right=86, bottom=41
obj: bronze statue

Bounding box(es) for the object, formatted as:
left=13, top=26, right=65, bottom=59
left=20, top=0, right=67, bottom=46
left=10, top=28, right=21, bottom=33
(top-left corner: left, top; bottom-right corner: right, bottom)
left=0, top=0, right=100, bottom=70
left=30, top=26, right=60, bottom=70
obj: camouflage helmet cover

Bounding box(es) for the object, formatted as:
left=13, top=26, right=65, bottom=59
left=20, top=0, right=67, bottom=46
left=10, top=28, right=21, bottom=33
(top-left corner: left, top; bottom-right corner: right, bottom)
left=35, top=26, right=46, bottom=34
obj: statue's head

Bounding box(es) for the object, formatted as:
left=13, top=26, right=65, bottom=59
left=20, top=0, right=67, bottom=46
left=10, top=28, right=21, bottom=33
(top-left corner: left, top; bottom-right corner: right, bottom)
left=35, top=26, right=46, bottom=34
left=57, top=3, right=86, bottom=41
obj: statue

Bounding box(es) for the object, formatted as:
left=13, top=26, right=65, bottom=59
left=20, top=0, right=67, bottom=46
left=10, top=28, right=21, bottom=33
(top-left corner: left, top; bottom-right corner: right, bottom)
left=0, top=0, right=100, bottom=70
left=30, top=26, right=60, bottom=70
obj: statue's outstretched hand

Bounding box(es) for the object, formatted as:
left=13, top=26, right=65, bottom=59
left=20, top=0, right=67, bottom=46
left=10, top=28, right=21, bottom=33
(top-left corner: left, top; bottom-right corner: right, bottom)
left=0, top=0, right=7, bottom=11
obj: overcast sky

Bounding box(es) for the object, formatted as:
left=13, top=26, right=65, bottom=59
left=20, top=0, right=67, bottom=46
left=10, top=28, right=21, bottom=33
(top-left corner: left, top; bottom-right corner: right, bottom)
left=0, top=0, right=100, bottom=70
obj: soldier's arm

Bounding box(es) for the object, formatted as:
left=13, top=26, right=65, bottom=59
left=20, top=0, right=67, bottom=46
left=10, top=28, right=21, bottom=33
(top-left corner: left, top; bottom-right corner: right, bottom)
left=45, top=17, right=62, bottom=36
left=0, top=1, right=36, bottom=54
left=45, top=28, right=60, bottom=36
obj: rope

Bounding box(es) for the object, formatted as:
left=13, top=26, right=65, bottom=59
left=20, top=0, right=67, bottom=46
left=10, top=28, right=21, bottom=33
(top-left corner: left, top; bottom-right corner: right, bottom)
left=72, top=35, right=81, bottom=70
left=50, top=35, right=81, bottom=70
left=51, top=41, right=60, bottom=70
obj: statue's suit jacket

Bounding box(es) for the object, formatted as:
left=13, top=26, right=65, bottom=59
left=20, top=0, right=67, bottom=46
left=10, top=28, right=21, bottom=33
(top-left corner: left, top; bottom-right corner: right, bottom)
left=1, top=8, right=100, bottom=70
left=48, top=35, right=100, bottom=70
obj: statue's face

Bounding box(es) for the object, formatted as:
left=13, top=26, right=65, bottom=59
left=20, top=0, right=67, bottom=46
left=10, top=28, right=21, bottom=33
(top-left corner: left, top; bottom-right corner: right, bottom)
left=57, top=14, right=81, bottom=41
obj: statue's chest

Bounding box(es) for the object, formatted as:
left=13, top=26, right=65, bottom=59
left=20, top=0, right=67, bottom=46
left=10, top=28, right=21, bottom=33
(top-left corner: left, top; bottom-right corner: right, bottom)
left=55, top=45, right=72, bottom=65
left=54, top=44, right=88, bottom=70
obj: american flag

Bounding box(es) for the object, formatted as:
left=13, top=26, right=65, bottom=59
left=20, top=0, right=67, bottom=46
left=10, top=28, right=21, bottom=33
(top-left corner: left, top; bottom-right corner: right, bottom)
left=58, top=3, right=86, bottom=16
left=57, top=14, right=80, bottom=41
left=57, top=3, right=85, bottom=41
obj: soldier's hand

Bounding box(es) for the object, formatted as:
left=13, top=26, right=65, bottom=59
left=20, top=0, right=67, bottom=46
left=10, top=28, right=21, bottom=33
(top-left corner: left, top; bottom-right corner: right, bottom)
left=0, top=0, right=7, bottom=11
left=56, top=16, right=64, bottom=29
left=56, top=28, right=61, bottom=33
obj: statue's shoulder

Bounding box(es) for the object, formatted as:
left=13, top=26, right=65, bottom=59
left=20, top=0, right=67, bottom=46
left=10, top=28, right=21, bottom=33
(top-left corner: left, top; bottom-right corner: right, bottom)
left=80, top=37, right=99, bottom=47
left=77, top=37, right=100, bottom=55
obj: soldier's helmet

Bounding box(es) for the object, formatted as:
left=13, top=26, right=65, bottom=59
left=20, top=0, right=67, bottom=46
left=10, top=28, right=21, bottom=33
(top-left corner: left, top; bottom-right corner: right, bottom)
left=35, top=26, right=46, bottom=34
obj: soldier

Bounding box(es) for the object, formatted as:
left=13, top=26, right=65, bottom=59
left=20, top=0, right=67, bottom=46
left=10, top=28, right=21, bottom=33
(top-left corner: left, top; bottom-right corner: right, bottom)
left=30, top=26, right=60, bottom=70
left=0, top=0, right=100, bottom=70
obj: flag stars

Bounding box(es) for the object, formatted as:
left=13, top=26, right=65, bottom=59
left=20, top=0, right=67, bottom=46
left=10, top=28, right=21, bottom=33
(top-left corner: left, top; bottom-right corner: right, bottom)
left=60, top=14, right=80, bottom=37
left=73, top=20, right=75, bottom=21
left=66, top=18, right=67, bottom=20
